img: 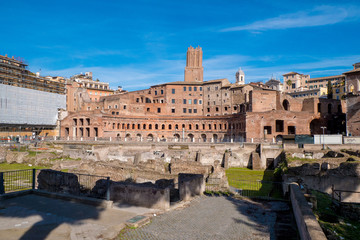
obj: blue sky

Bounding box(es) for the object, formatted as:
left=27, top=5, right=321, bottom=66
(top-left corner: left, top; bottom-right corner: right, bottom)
left=1, top=0, right=360, bottom=91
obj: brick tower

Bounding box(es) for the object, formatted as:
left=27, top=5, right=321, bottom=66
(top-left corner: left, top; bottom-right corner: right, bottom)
left=184, top=46, right=203, bottom=82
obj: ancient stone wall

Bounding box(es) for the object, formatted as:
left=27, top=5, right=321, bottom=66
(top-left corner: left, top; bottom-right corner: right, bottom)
left=110, top=182, right=170, bottom=209
left=37, top=169, right=80, bottom=195
left=285, top=162, right=360, bottom=203
left=61, top=142, right=255, bottom=169
left=178, top=173, right=205, bottom=201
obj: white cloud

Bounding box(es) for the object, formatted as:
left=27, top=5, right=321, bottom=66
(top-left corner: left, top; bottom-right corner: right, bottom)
left=38, top=54, right=359, bottom=91
left=221, top=5, right=359, bottom=32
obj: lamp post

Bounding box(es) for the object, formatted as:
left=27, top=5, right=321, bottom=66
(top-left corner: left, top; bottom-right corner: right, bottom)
left=320, top=126, right=327, bottom=150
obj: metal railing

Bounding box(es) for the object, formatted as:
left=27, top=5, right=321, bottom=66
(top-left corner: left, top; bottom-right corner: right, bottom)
left=0, top=169, right=36, bottom=194
left=331, top=184, right=360, bottom=203
left=0, top=169, right=111, bottom=200
left=230, top=180, right=284, bottom=200
left=72, top=172, right=110, bottom=199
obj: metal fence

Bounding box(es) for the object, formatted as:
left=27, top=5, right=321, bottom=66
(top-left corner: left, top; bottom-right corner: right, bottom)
left=331, top=184, right=360, bottom=203
left=0, top=169, right=110, bottom=200
left=0, top=169, right=35, bottom=194
left=73, top=172, right=110, bottom=199
left=230, top=180, right=284, bottom=200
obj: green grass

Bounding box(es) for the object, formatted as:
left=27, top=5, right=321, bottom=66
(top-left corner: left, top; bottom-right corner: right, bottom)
left=286, top=156, right=318, bottom=163
left=0, top=163, right=47, bottom=171
left=225, top=167, right=275, bottom=181
left=225, top=168, right=283, bottom=199
left=312, top=190, right=360, bottom=240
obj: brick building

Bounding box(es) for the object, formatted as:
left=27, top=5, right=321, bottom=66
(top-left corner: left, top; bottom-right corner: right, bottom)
left=60, top=47, right=345, bottom=142
left=0, top=54, right=66, bottom=138
left=344, top=62, right=360, bottom=136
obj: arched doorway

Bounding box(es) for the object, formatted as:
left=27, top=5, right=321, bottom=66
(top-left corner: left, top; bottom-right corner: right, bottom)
left=275, top=135, right=283, bottom=143
left=283, top=100, right=290, bottom=111
left=310, top=119, right=323, bottom=134
left=188, top=133, right=194, bottom=142
left=213, top=134, right=218, bottom=143
left=125, top=133, right=131, bottom=141
left=201, top=134, right=207, bottom=142
left=136, top=134, right=142, bottom=141
left=174, top=134, right=180, bottom=142
left=147, top=134, right=154, bottom=142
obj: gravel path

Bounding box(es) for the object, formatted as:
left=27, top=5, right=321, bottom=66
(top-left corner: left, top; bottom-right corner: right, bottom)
left=119, top=196, right=278, bottom=240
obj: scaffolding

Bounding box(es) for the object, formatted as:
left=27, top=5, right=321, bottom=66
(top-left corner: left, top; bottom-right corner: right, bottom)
left=0, top=55, right=65, bottom=94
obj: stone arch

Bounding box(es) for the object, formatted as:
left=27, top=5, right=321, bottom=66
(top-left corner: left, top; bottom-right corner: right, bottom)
left=147, top=134, right=154, bottom=142
left=136, top=134, right=142, bottom=141
left=173, top=133, right=180, bottom=142
left=155, top=124, right=159, bottom=130
left=349, top=84, right=354, bottom=93
left=275, top=135, right=283, bottom=142
left=310, top=119, right=322, bottom=134
left=338, top=104, right=342, bottom=113
left=240, top=104, right=245, bottom=113
left=283, top=100, right=290, bottom=111
left=161, top=124, right=165, bottom=130
left=175, top=124, right=179, bottom=130
left=213, top=134, right=218, bottom=143
left=201, top=134, right=207, bottom=142
left=168, top=124, right=172, bottom=130
left=188, top=133, right=194, bottom=142
left=125, top=133, right=131, bottom=141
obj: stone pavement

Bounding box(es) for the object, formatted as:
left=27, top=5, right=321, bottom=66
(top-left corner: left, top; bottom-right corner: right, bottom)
left=118, top=196, right=298, bottom=240
left=0, top=194, right=157, bottom=240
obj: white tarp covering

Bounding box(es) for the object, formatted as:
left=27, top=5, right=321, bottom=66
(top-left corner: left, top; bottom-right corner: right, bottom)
left=314, top=134, right=343, bottom=144
left=0, top=84, right=66, bottom=125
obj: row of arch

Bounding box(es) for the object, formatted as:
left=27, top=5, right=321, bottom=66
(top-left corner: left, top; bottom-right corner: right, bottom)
left=105, top=122, right=246, bottom=131
left=117, top=132, right=244, bottom=143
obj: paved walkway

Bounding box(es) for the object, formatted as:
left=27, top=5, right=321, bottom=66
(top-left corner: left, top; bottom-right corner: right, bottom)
left=118, top=196, right=297, bottom=240
left=0, top=194, right=157, bottom=240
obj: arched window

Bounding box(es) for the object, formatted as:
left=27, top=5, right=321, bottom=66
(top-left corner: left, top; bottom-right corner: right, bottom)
left=143, top=124, right=146, bottom=130
left=162, top=124, right=165, bottom=130
left=149, top=124, right=152, bottom=130
left=196, top=124, right=199, bottom=130
left=189, top=124, right=192, bottom=130
left=169, top=124, right=172, bottom=130
left=283, top=100, right=290, bottom=111
left=338, top=104, right=342, bottom=113
left=175, top=124, right=179, bottom=130
left=155, top=124, right=158, bottom=130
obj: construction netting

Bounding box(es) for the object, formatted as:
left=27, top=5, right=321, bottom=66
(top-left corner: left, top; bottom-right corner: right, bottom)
left=0, top=84, right=66, bottom=125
